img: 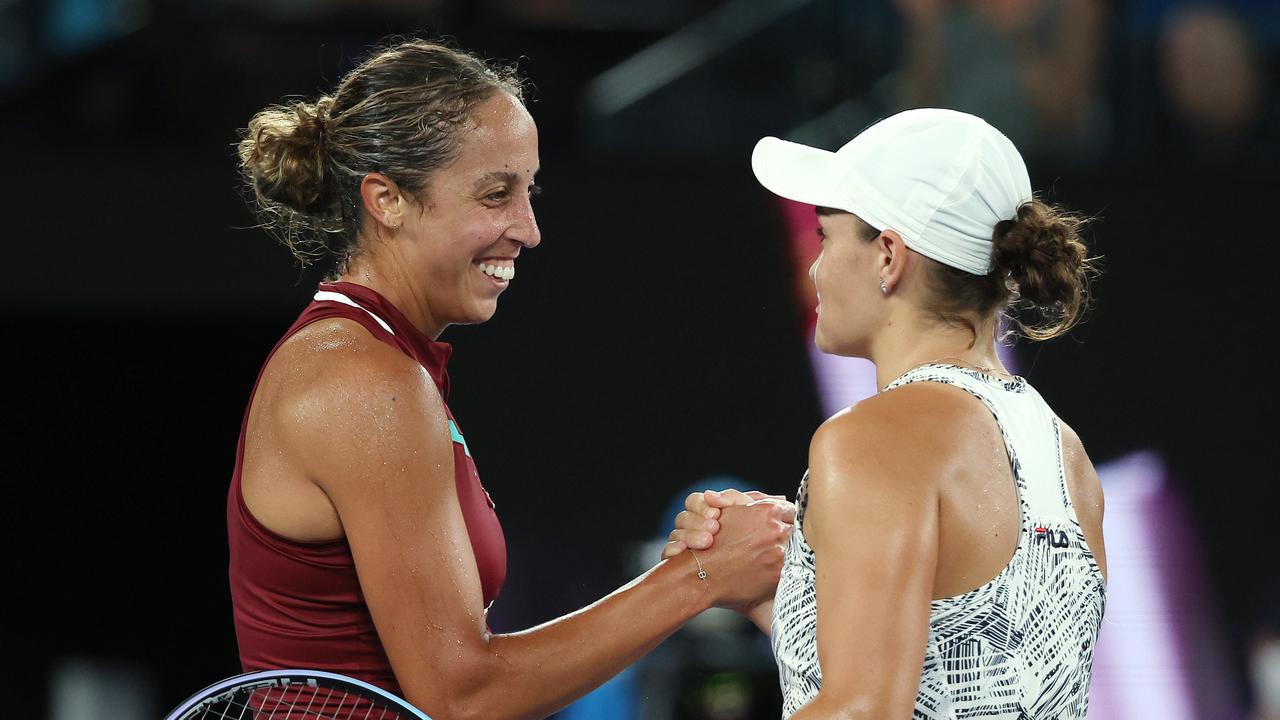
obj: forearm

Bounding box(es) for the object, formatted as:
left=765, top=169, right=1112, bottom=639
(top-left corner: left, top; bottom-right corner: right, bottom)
left=444, top=553, right=711, bottom=720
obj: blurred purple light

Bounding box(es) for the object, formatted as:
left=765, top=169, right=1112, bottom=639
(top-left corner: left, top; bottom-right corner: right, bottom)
left=1088, top=452, right=1240, bottom=719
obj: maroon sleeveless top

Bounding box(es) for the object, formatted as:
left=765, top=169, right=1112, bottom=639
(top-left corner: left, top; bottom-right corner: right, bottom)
left=228, top=281, right=507, bottom=695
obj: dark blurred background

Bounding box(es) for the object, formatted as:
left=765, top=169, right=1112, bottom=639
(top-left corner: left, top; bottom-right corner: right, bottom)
left=4, top=0, right=1278, bottom=717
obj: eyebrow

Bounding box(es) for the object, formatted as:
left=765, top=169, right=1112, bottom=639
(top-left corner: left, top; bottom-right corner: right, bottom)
left=472, top=170, right=538, bottom=189
left=815, top=206, right=842, bottom=216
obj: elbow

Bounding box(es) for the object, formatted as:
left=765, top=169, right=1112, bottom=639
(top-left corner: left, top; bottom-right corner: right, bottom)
left=436, top=697, right=492, bottom=720
left=435, top=697, right=541, bottom=720
left=405, top=685, right=490, bottom=720
left=401, top=658, right=499, bottom=720
left=403, top=658, right=535, bottom=720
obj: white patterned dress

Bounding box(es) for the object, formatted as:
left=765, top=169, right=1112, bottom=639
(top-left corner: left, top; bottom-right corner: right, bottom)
left=771, top=364, right=1106, bottom=718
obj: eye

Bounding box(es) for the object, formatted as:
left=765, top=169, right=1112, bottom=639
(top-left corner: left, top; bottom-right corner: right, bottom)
left=529, top=183, right=542, bottom=198
left=483, top=189, right=509, bottom=203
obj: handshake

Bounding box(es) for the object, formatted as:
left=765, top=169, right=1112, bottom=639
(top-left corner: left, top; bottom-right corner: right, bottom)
left=659, top=489, right=796, bottom=631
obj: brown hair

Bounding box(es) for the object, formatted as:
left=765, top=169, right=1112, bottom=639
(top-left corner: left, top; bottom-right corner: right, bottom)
left=237, top=38, right=525, bottom=274
left=919, top=198, right=1099, bottom=342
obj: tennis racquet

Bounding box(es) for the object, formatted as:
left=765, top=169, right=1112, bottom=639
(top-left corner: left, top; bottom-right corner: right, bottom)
left=165, top=669, right=432, bottom=719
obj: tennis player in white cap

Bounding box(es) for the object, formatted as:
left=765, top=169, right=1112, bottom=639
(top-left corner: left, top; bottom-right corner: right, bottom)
left=664, top=108, right=1108, bottom=718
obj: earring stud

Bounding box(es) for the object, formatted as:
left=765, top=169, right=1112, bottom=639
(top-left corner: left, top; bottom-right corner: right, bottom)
left=880, top=278, right=888, bottom=294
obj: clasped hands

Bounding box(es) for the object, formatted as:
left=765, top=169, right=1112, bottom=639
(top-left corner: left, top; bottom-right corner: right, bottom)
left=660, top=489, right=796, bottom=616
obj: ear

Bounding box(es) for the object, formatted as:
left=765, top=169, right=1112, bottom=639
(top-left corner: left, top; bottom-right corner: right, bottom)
left=359, top=172, right=405, bottom=231
left=877, top=229, right=910, bottom=294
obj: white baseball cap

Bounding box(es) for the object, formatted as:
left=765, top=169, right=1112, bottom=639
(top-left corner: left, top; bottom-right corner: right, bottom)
left=751, top=108, right=1032, bottom=276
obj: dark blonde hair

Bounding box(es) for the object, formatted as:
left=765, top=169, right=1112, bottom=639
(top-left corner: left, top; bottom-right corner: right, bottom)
left=237, top=38, right=525, bottom=274
left=919, top=198, right=1099, bottom=342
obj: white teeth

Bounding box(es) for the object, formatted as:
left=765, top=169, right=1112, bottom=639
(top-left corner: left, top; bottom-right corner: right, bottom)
left=479, top=263, right=514, bottom=281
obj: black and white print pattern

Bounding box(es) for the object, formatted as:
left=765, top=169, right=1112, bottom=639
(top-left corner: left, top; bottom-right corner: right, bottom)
left=772, top=469, right=820, bottom=715
left=771, top=364, right=1106, bottom=718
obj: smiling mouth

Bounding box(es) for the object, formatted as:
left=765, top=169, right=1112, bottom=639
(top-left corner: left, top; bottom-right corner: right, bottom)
left=478, top=260, right=514, bottom=282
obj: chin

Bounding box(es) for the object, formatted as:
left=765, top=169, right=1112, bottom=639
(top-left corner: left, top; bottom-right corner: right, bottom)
left=813, top=330, right=834, bottom=355
left=814, top=321, right=844, bottom=355
left=814, top=324, right=863, bottom=358
left=467, top=299, right=500, bottom=325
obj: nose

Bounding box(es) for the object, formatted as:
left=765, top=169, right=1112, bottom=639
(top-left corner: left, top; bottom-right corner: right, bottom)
left=507, top=197, right=541, bottom=249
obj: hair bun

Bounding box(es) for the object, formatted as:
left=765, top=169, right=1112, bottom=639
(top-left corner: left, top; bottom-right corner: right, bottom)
left=238, top=97, right=341, bottom=220
left=991, top=199, right=1097, bottom=340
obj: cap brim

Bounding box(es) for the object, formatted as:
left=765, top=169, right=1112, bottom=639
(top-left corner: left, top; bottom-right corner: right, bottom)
left=751, top=137, right=851, bottom=212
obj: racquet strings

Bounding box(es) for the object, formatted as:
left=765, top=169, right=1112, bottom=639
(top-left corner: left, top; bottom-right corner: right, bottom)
left=186, top=682, right=410, bottom=720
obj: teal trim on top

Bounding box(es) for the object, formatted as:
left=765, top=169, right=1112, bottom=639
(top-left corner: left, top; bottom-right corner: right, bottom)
left=448, top=420, right=471, bottom=457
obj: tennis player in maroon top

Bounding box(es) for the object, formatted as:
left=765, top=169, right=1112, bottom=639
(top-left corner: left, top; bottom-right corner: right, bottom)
left=230, top=39, right=792, bottom=719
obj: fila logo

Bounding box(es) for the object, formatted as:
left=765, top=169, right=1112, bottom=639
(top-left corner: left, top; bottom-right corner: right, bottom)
left=1034, top=527, right=1071, bottom=548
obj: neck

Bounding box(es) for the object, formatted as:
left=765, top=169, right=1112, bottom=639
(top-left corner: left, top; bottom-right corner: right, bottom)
left=339, top=247, right=445, bottom=340
left=867, top=311, right=1009, bottom=390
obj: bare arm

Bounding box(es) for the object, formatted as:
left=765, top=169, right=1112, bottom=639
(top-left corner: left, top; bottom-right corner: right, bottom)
left=1059, top=420, right=1107, bottom=582
left=789, top=407, right=939, bottom=719
left=289, top=336, right=786, bottom=720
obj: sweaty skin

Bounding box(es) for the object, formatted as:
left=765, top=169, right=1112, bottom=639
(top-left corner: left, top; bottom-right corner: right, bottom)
left=240, top=93, right=792, bottom=720
left=665, top=205, right=1107, bottom=717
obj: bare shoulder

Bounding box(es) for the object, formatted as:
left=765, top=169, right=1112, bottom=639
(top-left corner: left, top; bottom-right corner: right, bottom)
left=270, top=318, right=418, bottom=383
left=812, top=383, right=986, bottom=470
left=804, top=388, right=954, bottom=551
left=808, top=383, right=977, bottom=499
left=871, top=379, right=995, bottom=426
left=269, top=318, right=438, bottom=405
left=1056, top=419, right=1093, bottom=469
left=1057, top=418, right=1104, bottom=513
left=261, top=318, right=450, bottom=487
